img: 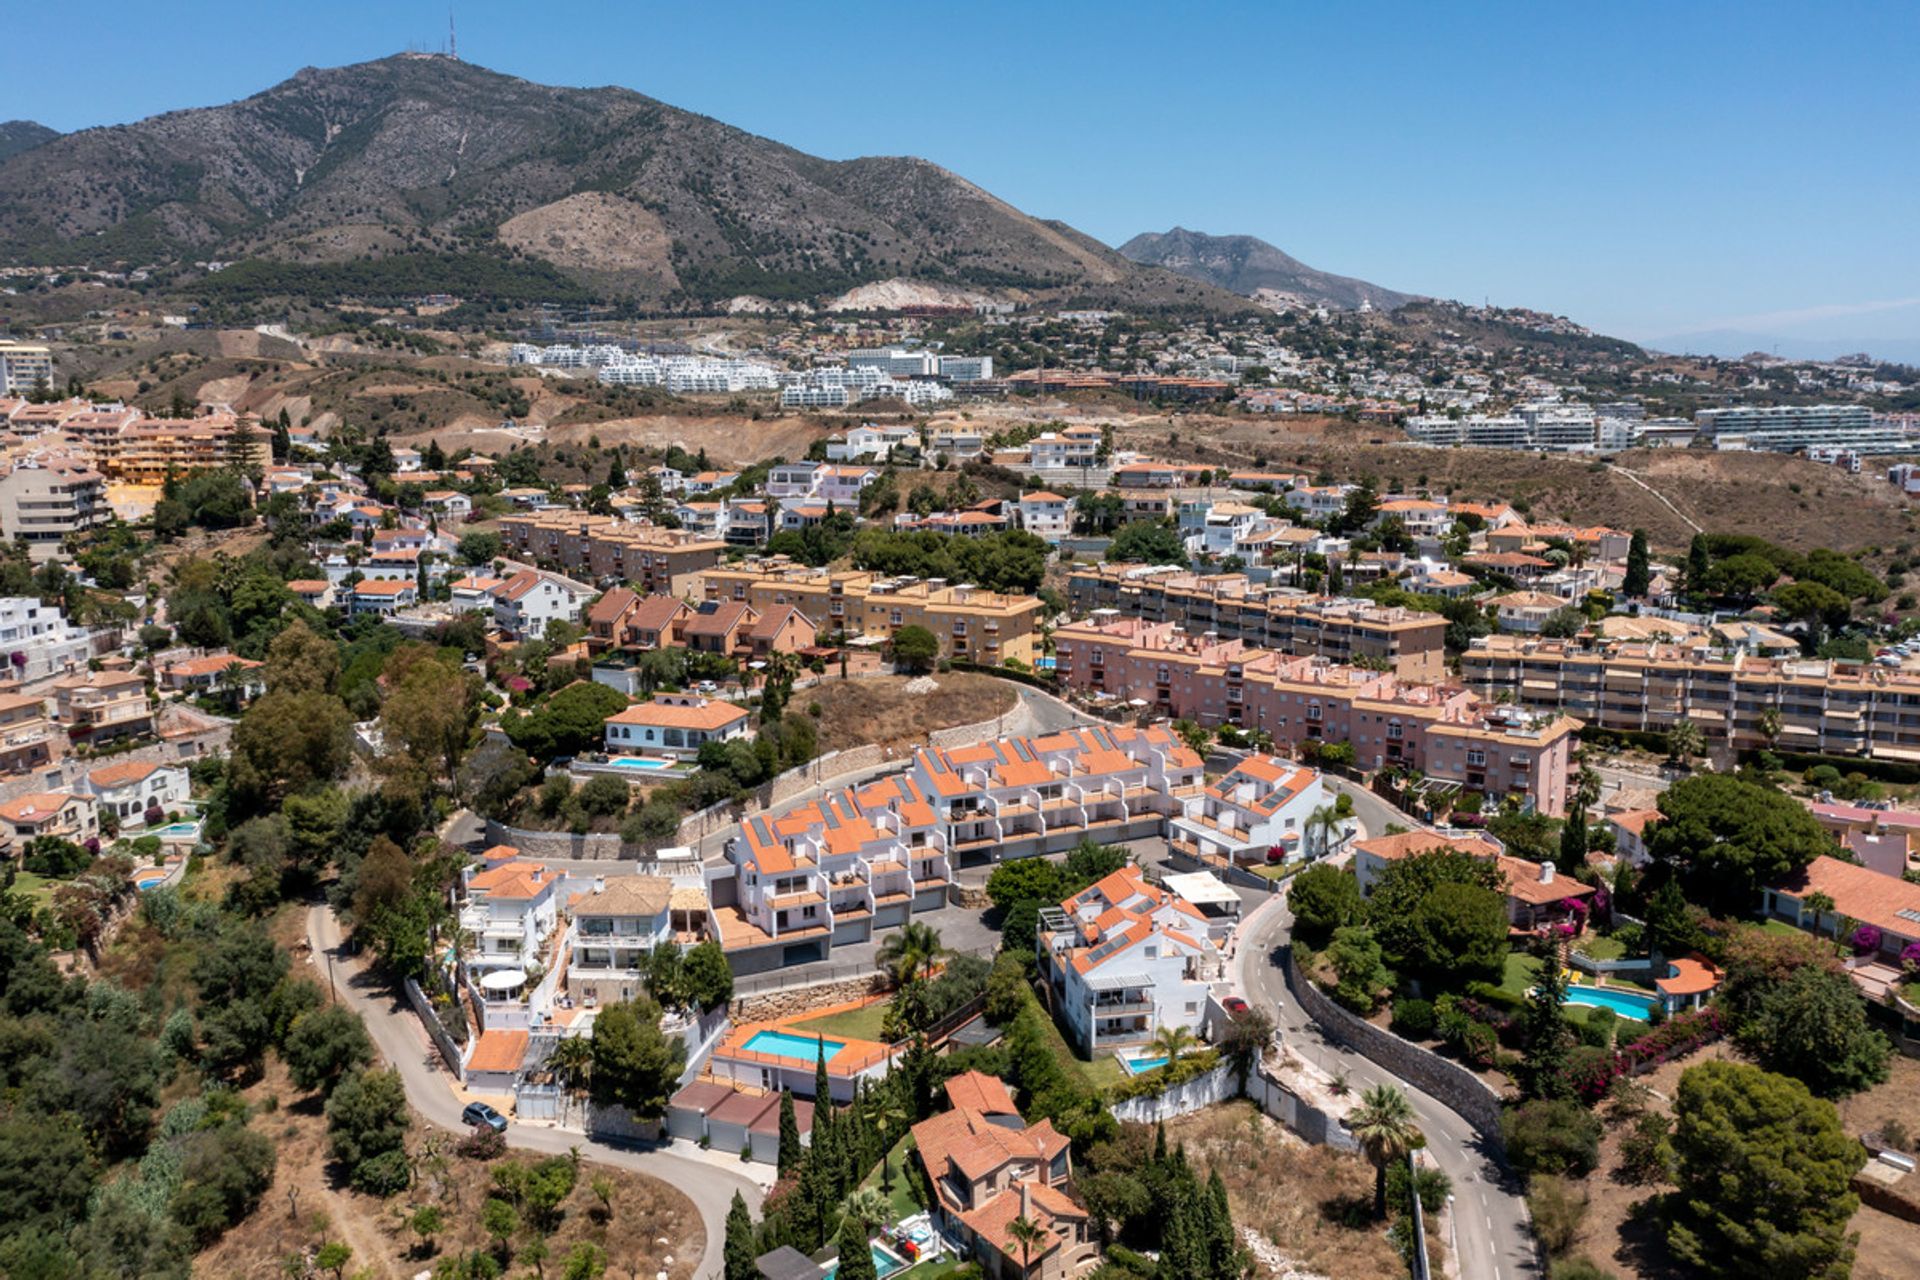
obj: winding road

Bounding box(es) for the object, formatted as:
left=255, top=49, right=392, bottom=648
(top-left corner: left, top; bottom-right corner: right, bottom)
left=1240, top=779, right=1540, bottom=1280
left=304, top=904, right=763, bottom=1280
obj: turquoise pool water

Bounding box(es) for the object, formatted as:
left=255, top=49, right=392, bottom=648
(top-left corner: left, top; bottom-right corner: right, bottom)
left=742, top=1030, right=844, bottom=1061
left=1122, top=1054, right=1170, bottom=1076
left=1564, top=986, right=1657, bottom=1022
left=133, top=871, right=169, bottom=891
left=608, top=756, right=675, bottom=771
left=151, top=822, right=199, bottom=837
left=826, top=1243, right=906, bottom=1279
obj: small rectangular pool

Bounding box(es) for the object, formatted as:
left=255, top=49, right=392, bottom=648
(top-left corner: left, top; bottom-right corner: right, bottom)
left=1121, top=1054, right=1170, bottom=1076
left=741, top=1030, right=844, bottom=1062
left=826, top=1242, right=907, bottom=1279
left=150, top=822, right=200, bottom=838
left=1564, top=986, right=1657, bottom=1022
left=608, top=756, right=675, bottom=771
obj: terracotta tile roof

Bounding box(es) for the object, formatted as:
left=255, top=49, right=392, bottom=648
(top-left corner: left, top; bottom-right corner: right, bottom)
left=1497, top=855, right=1594, bottom=907
left=1354, top=830, right=1504, bottom=862
left=1773, top=855, right=1920, bottom=941
left=607, top=696, right=749, bottom=732
left=0, top=791, right=82, bottom=824
left=467, top=1029, right=530, bottom=1074
left=944, top=1070, right=1018, bottom=1116
left=86, top=759, right=163, bottom=788
left=573, top=875, right=672, bottom=918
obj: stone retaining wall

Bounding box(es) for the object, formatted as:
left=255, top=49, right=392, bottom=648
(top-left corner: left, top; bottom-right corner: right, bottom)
left=1282, top=946, right=1508, bottom=1156
left=730, top=973, right=890, bottom=1024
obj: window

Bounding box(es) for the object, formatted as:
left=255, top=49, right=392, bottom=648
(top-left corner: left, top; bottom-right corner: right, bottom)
left=1466, top=749, right=1486, bottom=767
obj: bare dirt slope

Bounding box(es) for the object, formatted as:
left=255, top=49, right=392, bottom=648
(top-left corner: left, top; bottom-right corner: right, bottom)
left=1092, top=408, right=1915, bottom=554
left=803, top=673, right=1018, bottom=756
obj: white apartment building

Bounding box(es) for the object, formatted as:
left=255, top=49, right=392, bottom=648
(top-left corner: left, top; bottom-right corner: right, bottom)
left=847, top=347, right=938, bottom=378
left=0, top=597, right=94, bottom=682
left=1695, top=404, right=1910, bottom=454
left=0, top=342, right=54, bottom=396
left=936, top=355, right=994, bottom=382
left=826, top=424, right=918, bottom=461
left=1037, top=865, right=1225, bottom=1055
left=1028, top=427, right=1104, bottom=470
left=0, top=457, right=110, bottom=561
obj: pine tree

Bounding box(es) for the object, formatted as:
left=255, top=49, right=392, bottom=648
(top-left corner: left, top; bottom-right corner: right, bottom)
left=776, top=1088, right=800, bottom=1178
left=724, top=1192, right=758, bottom=1280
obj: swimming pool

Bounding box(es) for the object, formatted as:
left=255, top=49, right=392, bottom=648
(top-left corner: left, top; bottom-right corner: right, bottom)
left=607, top=756, right=675, bottom=771
left=1121, top=1054, right=1170, bottom=1076
left=826, top=1242, right=908, bottom=1279
left=1563, top=986, right=1658, bottom=1022
left=742, top=1030, right=844, bottom=1062
left=133, top=870, right=170, bottom=891
left=150, top=822, right=200, bottom=838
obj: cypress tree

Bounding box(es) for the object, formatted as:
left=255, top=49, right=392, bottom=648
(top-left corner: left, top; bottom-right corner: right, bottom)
left=1624, top=528, right=1651, bottom=597
left=834, top=1215, right=877, bottom=1280
left=1205, top=1168, right=1240, bottom=1278
left=608, top=452, right=627, bottom=489
left=776, top=1088, right=800, bottom=1178
left=724, top=1192, right=758, bottom=1280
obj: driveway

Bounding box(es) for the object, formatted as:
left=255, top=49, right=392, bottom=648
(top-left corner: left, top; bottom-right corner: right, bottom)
left=304, top=904, right=762, bottom=1278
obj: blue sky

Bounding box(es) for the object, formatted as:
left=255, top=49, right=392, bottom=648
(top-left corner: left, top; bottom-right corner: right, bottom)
left=10, top=2, right=1919, bottom=351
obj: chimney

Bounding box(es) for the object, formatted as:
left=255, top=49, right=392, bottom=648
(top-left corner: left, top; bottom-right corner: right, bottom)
left=1539, top=860, right=1555, bottom=885
left=1021, top=1182, right=1032, bottom=1221
left=594, top=876, right=606, bottom=895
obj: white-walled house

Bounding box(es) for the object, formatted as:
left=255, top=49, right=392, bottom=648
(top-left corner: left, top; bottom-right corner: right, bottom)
left=492, top=570, right=595, bottom=640
left=1169, top=754, right=1323, bottom=865
left=1037, top=865, right=1224, bottom=1056
left=604, top=693, right=751, bottom=758
left=1016, top=491, right=1074, bottom=544
left=565, top=875, right=674, bottom=1006
left=460, top=859, right=563, bottom=974
left=83, top=760, right=189, bottom=827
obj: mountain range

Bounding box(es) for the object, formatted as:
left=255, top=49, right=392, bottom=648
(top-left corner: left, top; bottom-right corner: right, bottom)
left=0, top=121, right=58, bottom=164
left=1117, top=227, right=1419, bottom=311
left=0, top=55, right=1252, bottom=312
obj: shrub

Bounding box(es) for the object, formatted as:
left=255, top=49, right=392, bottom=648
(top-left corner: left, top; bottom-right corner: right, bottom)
left=458, top=1125, right=507, bottom=1160
left=1390, top=997, right=1436, bottom=1040
left=1616, top=1112, right=1674, bottom=1186
left=1577, top=1006, right=1618, bottom=1049
left=1548, top=1257, right=1619, bottom=1280
left=1503, top=1100, right=1602, bottom=1177
left=1527, top=1174, right=1588, bottom=1256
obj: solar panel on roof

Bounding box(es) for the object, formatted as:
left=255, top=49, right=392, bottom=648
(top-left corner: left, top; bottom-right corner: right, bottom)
left=1897, top=908, right=1920, bottom=924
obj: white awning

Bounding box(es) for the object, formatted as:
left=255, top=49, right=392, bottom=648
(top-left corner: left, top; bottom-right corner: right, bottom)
left=1161, top=871, right=1242, bottom=907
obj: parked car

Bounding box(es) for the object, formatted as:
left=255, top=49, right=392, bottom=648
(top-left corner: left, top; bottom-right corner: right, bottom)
left=1222, top=996, right=1251, bottom=1019
left=462, top=1101, right=507, bottom=1133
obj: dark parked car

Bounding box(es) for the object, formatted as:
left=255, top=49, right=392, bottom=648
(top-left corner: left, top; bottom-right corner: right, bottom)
left=462, top=1101, right=507, bottom=1133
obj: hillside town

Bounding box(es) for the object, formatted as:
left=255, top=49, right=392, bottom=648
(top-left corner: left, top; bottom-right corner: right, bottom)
left=0, top=300, right=1917, bottom=1280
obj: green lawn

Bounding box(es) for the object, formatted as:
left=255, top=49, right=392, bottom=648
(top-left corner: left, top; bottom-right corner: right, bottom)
left=1081, top=1054, right=1131, bottom=1091
left=1500, top=951, right=1541, bottom=999
left=858, top=1131, right=924, bottom=1224
left=1250, top=863, right=1296, bottom=882
left=789, top=999, right=894, bottom=1043
left=11, top=871, right=57, bottom=907
left=1572, top=934, right=1628, bottom=961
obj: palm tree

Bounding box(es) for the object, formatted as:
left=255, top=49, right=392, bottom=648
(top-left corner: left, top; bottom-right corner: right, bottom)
left=877, top=921, right=944, bottom=988
left=1147, top=1024, right=1197, bottom=1068
left=1304, top=803, right=1343, bottom=858
left=1758, top=705, right=1783, bottom=753
left=222, top=659, right=249, bottom=713
left=841, top=1185, right=890, bottom=1235
left=1803, top=890, right=1837, bottom=937
left=1349, top=1084, right=1423, bottom=1220
left=1573, top=764, right=1603, bottom=813
left=1005, top=1213, right=1045, bottom=1280
left=1666, top=718, right=1704, bottom=765
left=547, top=1035, right=593, bottom=1123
